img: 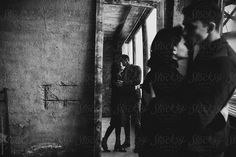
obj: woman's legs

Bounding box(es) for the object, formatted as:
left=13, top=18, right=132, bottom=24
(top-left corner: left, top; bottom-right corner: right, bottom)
left=102, top=125, right=114, bottom=152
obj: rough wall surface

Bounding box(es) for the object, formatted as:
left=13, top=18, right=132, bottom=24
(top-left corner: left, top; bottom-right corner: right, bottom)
left=102, top=39, right=114, bottom=117
left=0, top=0, right=95, bottom=156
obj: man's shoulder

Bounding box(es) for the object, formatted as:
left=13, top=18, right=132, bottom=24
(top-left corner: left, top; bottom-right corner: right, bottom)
left=130, top=64, right=141, bottom=71
left=213, top=38, right=236, bottom=58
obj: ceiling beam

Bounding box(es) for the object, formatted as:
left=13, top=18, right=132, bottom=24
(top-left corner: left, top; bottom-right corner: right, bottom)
left=225, top=0, right=236, bottom=6
left=103, top=0, right=160, bottom=8
left=113, top=6, right=132, bottom=38
left=223, top=31, right=236, bottom=39
left=123, top=8, right=152, bottom=44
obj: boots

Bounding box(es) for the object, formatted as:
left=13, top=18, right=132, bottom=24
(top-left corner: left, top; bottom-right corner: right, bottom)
left=114, top=140, right=126, bottom=152
left=121, top=140, right=130, bottom=148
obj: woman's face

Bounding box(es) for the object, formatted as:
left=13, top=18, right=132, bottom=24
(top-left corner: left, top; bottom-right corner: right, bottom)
left=174, top=37, right=189, bottom=58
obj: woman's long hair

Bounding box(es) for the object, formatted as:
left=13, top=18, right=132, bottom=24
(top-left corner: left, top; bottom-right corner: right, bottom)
left=147, top=26, right=184, bottom=70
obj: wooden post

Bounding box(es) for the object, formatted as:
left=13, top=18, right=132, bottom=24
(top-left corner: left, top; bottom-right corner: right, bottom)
left=142, top=22, right=149, bottom=76
left=156, top=0, right=165, bottom=31
left=164, top=0, right=174, bottom=28
left=94, top=0, right=104, bottom=156
left=132, top=37, right=137, bottom=65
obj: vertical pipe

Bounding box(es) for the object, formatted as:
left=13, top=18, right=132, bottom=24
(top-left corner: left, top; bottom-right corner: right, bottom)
left=218, top=0, right=225, bottom=35
left=132, top=37, right=137, bottom=65
left=142, top=22, right=149, bottom=77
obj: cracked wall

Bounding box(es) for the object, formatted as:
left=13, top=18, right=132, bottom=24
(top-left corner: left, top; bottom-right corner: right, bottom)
left=0, top=0, right=95, bottom=156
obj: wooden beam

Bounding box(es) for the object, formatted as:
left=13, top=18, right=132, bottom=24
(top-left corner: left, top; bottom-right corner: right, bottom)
left=124, top=8, right=152, bottom=43
left=156, top=0, right=165, bottom=31
left=113, top=6, right=132, bottom=44
left=142, top=22, right=149, bottom=76
left=218, top=0, right=224, bottom=35
left=103, top=0, right=160, bottom=8
left=224, top=11, right=236, bottom=21
left=132, top=37, right=137, bottom=65
left=225, top=0, right=236, bottom=6
left=94, top=0, right=104, bottom=156
left=164, top=0, right=174, bottom=28
left=223, top=31, right=236, bottom=39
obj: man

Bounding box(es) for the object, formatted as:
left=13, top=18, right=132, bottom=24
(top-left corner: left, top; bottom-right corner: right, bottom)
left=182, top=1, right=236, bottom=157
left=116, top=54, right=142, bottom=152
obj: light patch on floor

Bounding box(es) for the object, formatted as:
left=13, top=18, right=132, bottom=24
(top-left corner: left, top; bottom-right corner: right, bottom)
left=101, top=117, right=138, bottom=157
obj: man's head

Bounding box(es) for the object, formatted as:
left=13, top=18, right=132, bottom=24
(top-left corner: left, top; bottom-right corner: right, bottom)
left=182, top=1, right=222, bottom=45
left=119, top=54, right=130, bottom=70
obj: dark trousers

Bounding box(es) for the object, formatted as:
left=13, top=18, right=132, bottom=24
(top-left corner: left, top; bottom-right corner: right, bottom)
left=121, top=99, right=141, bottom=147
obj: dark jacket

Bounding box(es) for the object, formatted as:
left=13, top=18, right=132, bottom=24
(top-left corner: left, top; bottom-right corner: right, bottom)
left=140, top=65, right=186, bottom=157
left=120, top=64, right=142, bottom=101
left=182, top=38, right=236, bottom=156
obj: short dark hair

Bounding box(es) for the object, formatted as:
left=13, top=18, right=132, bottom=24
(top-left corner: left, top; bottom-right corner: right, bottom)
left=182, top=1, right=222, bottom=30
left=120, top=54, right=129, bottom=62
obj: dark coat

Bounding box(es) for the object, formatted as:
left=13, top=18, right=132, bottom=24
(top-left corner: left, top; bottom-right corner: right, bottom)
left=139, top=37, right=236, bottom=157
left=140, top=65, right=186, bottom=157
left=120, top=64, right=142, bottom=108
left=182, top=38, right=236, bottom=156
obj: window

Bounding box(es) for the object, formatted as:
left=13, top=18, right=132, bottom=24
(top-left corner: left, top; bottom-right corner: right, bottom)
left=146, top=8, right=157, bottom=60
left=128, top=40, right=134, bottom=64
left=122, top=41, right=134, bottom=64
left=223, top=3, right=236, bottom=118
left=134, top=27, right=144, bottom=83
left=223, top=4, right=236, bottom=51
left=122, top=43, right=128, bottom=55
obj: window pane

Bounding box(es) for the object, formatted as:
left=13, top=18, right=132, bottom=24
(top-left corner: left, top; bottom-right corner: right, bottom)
left=122, top=43, right=128, bottom=55
left=128, top=41, right=133, bottom=64
left=146, top=8, right=157, bottom=60
left=134, top=27, right=143, bottom=83
left=223, top=5, right=236, bottom=33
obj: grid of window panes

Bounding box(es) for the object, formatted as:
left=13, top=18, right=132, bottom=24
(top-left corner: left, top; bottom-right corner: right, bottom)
left=121, top=9, right=157, bottom=83
left=223, top=4, right=236, bottom=117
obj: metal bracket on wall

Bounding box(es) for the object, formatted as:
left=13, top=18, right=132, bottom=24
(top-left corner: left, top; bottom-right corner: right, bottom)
left=42, top=83, right=80, bottom=110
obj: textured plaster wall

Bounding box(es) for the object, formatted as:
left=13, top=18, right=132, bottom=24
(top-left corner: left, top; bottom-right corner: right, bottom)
left=0, top=0, right=95, bottom=156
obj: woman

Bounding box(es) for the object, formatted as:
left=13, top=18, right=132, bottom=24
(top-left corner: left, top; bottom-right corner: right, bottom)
left=139, top=26, right=189, bottom=157
left=101, top=61, right=126, bottom=152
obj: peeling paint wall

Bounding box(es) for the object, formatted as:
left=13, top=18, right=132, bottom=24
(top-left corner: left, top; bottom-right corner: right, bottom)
left=0, top=0, right=95, bottom=156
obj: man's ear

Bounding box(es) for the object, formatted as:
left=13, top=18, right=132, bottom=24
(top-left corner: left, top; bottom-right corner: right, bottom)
left=208, top=22, right=216, bottom=33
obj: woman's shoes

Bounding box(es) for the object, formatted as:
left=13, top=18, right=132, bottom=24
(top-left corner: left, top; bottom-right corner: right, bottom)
left=102, top=138, right=111, bottom=152
left=121, top=141, right=130, bottom=148
left=114, top=144, right=126, bottom=152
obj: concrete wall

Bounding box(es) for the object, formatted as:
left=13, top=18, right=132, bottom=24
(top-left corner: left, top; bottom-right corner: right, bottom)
left=0, top=0, right=95, bottom=156
left=102, top=39, right=114, bottom=117
left=102, top=38, right=121, bottom=117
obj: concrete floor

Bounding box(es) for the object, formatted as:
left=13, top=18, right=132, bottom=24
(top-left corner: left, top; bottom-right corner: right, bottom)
left=101, top=117, right=138, bottom=157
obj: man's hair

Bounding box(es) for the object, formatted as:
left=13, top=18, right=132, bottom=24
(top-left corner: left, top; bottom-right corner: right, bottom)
left=182, top=1, right=222, bottom=30
left=120, top=54, right=130, bottom=62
